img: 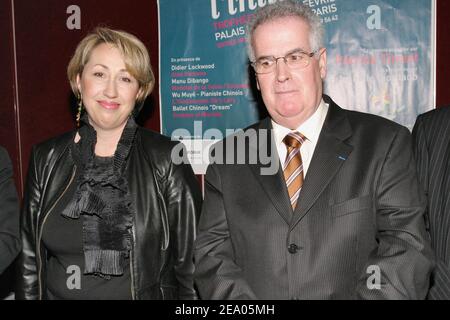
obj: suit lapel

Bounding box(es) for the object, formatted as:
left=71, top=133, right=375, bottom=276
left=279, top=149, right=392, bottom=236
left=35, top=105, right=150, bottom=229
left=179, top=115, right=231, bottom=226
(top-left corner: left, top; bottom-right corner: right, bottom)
left=290, top=97, right=353, bottom=230
left=248, top=118, right=293, bottom=224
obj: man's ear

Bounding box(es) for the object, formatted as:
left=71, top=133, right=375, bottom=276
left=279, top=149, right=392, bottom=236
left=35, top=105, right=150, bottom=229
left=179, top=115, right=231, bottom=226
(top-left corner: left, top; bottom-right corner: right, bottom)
left=318, top=48, right=327, bottom=80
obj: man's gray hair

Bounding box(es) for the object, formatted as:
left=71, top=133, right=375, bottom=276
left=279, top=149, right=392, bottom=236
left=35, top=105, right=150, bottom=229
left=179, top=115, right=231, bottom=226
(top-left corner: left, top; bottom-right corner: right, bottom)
left=246, top=0, right=325, bottom=62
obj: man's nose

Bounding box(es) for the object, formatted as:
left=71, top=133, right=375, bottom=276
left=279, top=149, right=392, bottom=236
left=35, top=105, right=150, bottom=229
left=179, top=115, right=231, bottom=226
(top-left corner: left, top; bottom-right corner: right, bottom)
left=275, top=58, right=291, bottom=82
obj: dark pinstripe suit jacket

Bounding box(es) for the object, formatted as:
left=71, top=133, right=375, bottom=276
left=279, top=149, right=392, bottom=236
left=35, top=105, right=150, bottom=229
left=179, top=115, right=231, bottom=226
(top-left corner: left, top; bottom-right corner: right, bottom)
left=413, top=106, right=450, bottom=300
left=194, top=95, right=434, bottom=299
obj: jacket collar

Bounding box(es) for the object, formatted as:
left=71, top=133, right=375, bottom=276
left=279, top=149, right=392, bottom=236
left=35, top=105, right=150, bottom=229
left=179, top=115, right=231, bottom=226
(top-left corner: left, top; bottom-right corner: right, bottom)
left=249, top=95, right=354, bottom=225
left=290, top=95, right=353, bottom=228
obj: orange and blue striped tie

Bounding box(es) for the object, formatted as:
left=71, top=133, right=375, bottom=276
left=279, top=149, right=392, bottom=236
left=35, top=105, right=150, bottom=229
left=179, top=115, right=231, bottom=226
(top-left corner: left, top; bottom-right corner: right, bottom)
left=282, top=132, right=305, bottom=209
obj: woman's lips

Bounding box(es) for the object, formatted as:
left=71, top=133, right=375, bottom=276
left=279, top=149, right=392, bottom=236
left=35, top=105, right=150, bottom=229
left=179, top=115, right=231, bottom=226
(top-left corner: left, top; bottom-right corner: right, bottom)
left=98, top=100, right=120, bottom=109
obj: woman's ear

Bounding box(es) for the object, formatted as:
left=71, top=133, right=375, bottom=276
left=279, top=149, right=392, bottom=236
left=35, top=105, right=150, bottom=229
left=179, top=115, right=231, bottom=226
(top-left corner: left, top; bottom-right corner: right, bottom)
left=76, top=74, right=82, bottom=96
left=136, top=88, right=144, bottom=102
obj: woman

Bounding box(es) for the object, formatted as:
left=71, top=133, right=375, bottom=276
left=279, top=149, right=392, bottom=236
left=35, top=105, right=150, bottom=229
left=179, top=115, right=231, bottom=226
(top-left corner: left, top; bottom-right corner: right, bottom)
left=18, top=27, right=201, bottom=300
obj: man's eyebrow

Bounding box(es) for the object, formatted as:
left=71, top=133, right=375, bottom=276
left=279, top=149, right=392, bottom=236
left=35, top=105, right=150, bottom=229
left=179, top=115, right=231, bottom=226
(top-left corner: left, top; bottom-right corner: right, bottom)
left=256, top=47, right=308, bottom=60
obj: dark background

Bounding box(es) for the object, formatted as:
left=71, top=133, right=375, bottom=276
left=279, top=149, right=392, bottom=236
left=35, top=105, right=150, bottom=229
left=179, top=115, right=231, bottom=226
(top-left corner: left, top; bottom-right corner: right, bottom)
left=0, top=0, right=449, bottom=298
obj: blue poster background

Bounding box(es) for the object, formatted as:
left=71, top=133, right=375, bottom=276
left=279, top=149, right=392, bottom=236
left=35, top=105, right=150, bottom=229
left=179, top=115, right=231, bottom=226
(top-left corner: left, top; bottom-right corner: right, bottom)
left=158, top=0, right=259, bottom=139
left=158, top=0, right=434, bottom=154
left=322, top=0, right=434, bottom=129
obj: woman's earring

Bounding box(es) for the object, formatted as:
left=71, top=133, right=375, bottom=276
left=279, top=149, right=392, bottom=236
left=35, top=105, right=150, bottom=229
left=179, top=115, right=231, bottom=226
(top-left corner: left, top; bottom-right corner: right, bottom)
left=76, top=94, right=83, bottom=128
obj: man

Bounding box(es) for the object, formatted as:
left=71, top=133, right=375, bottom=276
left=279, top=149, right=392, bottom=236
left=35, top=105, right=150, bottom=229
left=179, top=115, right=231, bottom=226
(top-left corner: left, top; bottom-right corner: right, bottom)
left=413, top=106, right=450, bottom=299
left=194, top=1, right=433, bottom=300
left=0, top=145, right=21, bottom=275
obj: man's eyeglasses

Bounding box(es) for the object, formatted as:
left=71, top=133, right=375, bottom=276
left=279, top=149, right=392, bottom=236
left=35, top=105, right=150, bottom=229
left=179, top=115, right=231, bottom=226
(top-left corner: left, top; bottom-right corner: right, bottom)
left=251, top=50, right=318, bottom=74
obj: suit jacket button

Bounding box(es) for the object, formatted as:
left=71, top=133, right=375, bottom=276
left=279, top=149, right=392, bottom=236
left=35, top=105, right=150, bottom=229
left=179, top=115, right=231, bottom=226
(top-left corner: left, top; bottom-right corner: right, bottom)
left=288, top=243, right=299, bottom=254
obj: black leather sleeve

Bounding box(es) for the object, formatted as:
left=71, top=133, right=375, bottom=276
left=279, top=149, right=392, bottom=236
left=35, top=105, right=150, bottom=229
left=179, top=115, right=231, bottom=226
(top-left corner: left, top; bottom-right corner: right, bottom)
left=164, top=143, right=202, bottom=300
left=16, top=146, right=40, bottom=300
left=0, top=146, right=21, bottom=275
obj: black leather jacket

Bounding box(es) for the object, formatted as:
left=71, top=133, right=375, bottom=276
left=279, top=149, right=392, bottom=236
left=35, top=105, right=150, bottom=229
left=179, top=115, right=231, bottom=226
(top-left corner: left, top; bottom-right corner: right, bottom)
left=17, top=127, right=202, bottom=300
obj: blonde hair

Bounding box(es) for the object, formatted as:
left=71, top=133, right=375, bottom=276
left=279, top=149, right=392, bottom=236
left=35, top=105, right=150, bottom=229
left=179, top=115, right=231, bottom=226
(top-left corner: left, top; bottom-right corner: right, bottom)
left=67, top=27, right=154, bottom=105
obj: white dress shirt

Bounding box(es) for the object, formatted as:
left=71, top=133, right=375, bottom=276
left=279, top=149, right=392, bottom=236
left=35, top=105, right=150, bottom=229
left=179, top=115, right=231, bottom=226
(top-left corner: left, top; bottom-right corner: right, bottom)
left=272, top=99, right=329, bottom=177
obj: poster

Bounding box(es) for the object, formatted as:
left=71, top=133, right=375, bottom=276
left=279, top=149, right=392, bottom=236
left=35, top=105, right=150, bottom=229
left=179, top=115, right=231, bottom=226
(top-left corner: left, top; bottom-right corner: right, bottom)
left=158, top=0, right=435, bottom=173
left=322, top=0, right=435, bottom=129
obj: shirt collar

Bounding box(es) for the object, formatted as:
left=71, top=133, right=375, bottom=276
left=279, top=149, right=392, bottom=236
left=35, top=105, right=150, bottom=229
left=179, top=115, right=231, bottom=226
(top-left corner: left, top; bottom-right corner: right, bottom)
left=272, top=98, right=329, bottom=147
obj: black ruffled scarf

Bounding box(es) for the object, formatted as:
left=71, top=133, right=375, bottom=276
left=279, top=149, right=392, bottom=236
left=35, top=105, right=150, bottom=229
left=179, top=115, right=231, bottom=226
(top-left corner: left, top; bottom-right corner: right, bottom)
left=62, top=114, right=137, bottom=278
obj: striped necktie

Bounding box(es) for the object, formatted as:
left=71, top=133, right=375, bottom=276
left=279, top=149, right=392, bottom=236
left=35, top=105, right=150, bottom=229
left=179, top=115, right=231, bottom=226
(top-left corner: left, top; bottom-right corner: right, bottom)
left=282, top=131, right=305, bottom=209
